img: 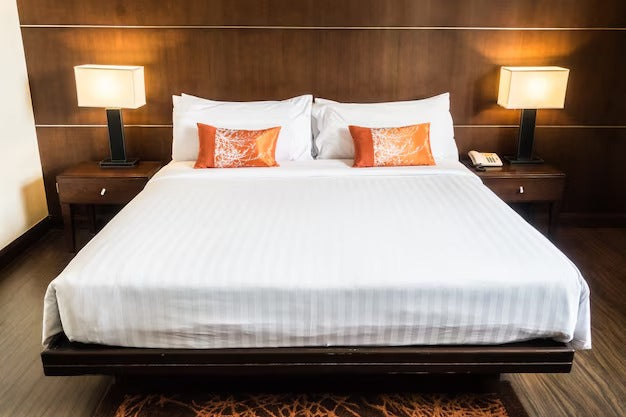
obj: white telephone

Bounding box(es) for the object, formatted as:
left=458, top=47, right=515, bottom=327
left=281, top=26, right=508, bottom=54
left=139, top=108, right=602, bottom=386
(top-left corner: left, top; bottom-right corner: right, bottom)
left=468, top=150, right=503, bottom=168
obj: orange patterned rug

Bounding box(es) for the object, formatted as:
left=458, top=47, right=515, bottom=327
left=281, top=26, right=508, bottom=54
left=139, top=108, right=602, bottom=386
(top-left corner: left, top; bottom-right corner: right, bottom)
left=94, top=382, right=528, bottom=417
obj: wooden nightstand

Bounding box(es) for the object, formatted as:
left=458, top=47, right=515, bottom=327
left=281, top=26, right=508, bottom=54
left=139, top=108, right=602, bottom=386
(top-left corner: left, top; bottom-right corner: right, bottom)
left=462, top=161, right=565, bottom=237
left=56, top=161, right=162, bottom=252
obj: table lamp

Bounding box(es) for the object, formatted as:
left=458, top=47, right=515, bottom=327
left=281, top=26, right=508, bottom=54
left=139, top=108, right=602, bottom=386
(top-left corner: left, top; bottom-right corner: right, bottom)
left=74, top=65, right=146, bottom=167
left=497, top=66, right=569, bottom=164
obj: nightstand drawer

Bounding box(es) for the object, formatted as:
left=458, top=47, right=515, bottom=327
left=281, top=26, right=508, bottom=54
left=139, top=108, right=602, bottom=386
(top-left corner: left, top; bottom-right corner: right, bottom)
left=482, top=177, right=564, bottom=202
left=57, top=178, right=148, bottom=204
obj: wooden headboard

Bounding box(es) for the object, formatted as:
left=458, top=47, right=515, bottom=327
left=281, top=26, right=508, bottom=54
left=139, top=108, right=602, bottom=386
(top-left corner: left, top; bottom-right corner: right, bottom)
left=16, top=0, right=626, bottom=220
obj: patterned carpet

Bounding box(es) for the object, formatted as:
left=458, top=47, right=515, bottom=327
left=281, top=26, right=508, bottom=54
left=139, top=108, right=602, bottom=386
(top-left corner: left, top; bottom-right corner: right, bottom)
left=94, top=382, right=528, bottom=417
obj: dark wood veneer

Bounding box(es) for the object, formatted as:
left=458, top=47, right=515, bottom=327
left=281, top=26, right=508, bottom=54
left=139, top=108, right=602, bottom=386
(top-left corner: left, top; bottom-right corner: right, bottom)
left=57, top=161, right=162, bottom=179
left=20, top=28, right=626, bottom=126
left=16, top=0, right=626, bottom=27
left=482, top=177, right=564, bottom=203
left=467, top=163, right=566, bottom=179
left=56, top=161, right=162, bottom=207
left=58, top=178, right=147, bottom=205
left=17, top=17, right=626, bottom=222
left=42, top=333, right=574, bottom=377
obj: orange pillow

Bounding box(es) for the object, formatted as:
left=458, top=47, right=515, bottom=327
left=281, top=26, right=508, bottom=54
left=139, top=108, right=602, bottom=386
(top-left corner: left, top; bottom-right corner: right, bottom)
left=194, top=123, right=281, bottom=168
left=348, top=123, right=435, bottom=167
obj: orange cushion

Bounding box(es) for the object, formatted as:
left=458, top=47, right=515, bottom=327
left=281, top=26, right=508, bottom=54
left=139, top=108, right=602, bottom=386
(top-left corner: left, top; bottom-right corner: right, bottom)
left=194, top=123, right=281, bottom=168
left=348, top=123, right=435, bottom=167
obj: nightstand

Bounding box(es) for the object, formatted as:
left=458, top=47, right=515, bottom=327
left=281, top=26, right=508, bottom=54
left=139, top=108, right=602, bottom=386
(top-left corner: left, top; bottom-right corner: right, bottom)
left=56, top=161, right=162, bottom=252
left=462, top=161, right=565, bottom=237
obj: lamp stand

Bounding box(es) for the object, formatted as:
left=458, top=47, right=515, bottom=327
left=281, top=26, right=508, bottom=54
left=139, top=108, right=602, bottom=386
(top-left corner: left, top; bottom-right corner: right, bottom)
left=505, top=108, right=544, bottom=164
left=100, top=108, right=138, bottom=168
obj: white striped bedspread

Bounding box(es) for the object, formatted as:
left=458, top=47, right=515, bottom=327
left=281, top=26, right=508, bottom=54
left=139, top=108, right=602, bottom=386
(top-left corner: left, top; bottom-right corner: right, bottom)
left=43, top=160, right=591, bottom=350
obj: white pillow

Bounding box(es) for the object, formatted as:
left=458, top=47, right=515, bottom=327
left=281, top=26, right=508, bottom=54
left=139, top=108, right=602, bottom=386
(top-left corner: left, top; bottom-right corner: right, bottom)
left=312, top=93, right=459, bottom=161
left=172, top=94, right=313, bottom=162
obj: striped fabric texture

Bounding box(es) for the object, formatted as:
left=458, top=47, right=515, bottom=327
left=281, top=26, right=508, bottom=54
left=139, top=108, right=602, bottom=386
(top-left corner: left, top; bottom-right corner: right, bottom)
left=43, top=160, right=591, bottom=350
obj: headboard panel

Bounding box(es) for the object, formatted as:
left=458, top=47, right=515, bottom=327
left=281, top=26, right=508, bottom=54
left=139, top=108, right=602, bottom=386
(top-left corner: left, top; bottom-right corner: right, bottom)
left=17, top=0, right=626, bottom=219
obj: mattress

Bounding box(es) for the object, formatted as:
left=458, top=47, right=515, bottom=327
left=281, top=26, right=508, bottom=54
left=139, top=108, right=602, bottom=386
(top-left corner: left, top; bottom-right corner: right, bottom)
left=43, top=160, right=591, bottom=349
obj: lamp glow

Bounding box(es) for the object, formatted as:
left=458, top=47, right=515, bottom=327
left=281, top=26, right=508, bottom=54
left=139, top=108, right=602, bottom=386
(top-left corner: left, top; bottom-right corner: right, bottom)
left=74, top=65, right=145, bottom=109
left=498, top=66, right=569, bottom=109
left=497, top=66, right=569, bottom=164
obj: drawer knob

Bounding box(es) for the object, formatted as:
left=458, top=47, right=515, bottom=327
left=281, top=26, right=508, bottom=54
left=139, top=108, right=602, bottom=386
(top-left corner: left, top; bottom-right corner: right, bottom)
left=519, top=186, right=524, bottom=194
left=100, top=188, right=106, bottom=196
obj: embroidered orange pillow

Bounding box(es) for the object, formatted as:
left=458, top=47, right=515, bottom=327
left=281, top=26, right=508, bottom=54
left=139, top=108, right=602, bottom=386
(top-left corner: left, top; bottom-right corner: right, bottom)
left=194, top=123, right=281, bottom=168
left=348, top=123, right=435, bottom=167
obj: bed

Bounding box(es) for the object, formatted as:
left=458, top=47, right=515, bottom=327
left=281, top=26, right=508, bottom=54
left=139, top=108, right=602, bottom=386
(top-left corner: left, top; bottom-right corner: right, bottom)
left=41, top=159, right=590, bottom=376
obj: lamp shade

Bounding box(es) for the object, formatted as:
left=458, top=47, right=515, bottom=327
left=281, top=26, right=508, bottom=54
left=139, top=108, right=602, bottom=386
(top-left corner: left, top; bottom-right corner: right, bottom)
left=497, top=66, right=569, bottom=109
left=74, top=65, right=146, bottom=109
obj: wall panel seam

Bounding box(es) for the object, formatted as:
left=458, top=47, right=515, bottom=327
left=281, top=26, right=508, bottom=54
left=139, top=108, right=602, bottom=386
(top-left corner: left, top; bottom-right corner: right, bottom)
left=35, top=124, right=174, bottom=128
left=19, top=25, right=626, bottom=31
left=34, top=124, right=626, bottom=129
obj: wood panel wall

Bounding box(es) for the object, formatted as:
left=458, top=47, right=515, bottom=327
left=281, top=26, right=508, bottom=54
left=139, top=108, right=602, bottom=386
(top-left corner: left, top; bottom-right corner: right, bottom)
left=16, top=0, right=626, bottom=220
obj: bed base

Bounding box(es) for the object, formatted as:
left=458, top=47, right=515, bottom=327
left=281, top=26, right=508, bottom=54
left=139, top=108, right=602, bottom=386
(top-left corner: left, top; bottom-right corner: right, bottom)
left=41, top=333, right=574, bottom=377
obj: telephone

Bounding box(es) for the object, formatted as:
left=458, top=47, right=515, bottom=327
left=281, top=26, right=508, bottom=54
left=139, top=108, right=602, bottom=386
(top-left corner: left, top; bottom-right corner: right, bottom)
left=468, top=150, right=503, bottom=168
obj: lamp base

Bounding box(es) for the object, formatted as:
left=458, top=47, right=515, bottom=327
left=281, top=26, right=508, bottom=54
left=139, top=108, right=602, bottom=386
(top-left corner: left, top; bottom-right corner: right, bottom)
left=100, top=158, right=139, bottom=168
left=504, top=155, right=544, bottom=165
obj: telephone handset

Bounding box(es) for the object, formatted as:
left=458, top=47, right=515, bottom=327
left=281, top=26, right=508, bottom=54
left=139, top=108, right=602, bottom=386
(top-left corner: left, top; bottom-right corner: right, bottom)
left=468, top=150, right=503, bottom=168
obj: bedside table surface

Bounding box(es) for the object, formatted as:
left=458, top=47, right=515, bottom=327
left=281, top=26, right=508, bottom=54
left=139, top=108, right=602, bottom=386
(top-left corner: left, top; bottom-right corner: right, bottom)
left=461, top=160, right=565, bottom=179
left=58, top=161, right=162, bottom=179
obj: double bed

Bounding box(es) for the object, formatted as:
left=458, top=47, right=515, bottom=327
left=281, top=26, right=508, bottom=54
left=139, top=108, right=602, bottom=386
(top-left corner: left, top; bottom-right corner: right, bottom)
left=41, top=159, right=590, bottom=376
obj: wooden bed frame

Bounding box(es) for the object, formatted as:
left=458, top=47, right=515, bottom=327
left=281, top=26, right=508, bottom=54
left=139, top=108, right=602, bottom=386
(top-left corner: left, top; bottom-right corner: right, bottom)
left=41, top=333, right=574, bottom=377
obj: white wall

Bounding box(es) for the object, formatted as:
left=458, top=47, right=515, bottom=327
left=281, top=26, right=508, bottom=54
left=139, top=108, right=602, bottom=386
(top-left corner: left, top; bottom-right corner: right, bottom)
left=0, top=0, right=48, bottom=250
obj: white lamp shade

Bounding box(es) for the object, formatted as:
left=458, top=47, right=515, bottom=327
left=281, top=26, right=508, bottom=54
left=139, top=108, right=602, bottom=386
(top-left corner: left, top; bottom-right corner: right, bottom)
left=497, top=66, right=569, bottom=109
left=74, top=65, right=146, bottom=109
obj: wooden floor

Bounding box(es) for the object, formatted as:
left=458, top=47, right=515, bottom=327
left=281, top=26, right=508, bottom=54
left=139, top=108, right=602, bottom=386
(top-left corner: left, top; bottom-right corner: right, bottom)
left=0, top=227, right=624, bottom=416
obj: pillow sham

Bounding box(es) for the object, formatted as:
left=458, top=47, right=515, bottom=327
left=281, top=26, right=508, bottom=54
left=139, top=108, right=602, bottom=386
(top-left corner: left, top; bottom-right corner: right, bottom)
left=194, top=123, right=281, bottom=168
left=173, top=94, right=312, bottom=162
left=312, top=93, right=458, bottom=162
left=349, top=123, right=435, bottom=167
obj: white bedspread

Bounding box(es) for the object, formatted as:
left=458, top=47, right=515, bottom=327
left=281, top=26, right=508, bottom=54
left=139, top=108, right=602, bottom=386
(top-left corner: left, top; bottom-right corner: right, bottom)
left=43, top=160, right=591, bottom=349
